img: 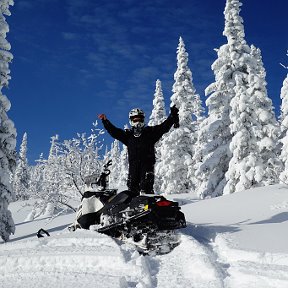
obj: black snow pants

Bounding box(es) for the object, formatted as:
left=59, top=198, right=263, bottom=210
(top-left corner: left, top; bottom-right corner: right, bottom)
left=127, top=161, right=155, bottom=196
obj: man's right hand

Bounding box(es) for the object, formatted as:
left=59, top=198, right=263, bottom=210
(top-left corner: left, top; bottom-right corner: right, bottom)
left=98, top=114, right=107, bottom=120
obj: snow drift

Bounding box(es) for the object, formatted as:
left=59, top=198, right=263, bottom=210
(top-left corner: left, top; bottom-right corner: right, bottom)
left=1, top=184, right=288, bottom=287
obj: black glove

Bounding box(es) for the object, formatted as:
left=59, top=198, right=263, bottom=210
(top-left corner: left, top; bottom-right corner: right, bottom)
left=170, top=105, right=179, bottom=116
left=170, top=105, right=179, bottom=128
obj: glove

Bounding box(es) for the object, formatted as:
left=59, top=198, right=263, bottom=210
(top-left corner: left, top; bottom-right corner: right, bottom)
left=170, top=105, right=179, bottom=117
left=98, top=114, right=107, bottom=120
left=170, top=105, right=179, bottom=128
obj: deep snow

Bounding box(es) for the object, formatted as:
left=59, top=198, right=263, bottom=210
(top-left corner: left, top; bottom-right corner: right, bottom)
left=1, top=184, right=288, bottom=287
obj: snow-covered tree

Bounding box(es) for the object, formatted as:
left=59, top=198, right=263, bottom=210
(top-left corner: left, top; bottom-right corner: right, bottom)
left=279, top=52, right=288, bottom=183
left=37, top=135, right=63, bottom=217
left=61, top=122, right=104, bottom=197
left=108, top=139, right=121, bottom=188
left=13, top=132, right=29, bottom=200
left=193, top=29, right=236, bottom=198
left=117, top=144, right=128, bottom=189
left=194, top=0, right=281, bottom=198
left=0, top=0, right=16, bottom=242
left=27, top=121, right=105, bottom=220
left=249, top=47, right=282, bottom=184
left=28, top=153, right=45, bottom=200
left=157, top=37, right=199, bottom=194
left=149, top=79, right=167, bottom=193
left=222, top=8, right=281, bottom=194
left=148, top=79, right=167, bottom=126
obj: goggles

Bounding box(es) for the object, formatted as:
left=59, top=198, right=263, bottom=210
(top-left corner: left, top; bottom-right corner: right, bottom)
left=130, top=116, right=144, bottom=122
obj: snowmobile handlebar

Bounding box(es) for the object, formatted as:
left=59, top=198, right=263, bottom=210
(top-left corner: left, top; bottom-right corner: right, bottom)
left=96, top=160, right=112, bottom=189
left=103, top=159, right=112, bottom=170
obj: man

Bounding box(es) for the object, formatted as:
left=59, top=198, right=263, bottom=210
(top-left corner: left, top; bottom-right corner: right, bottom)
left=98, top=106, right=179, bottom=196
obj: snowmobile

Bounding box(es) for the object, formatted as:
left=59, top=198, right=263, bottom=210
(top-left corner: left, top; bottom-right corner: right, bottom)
left=70, top=160, right=186, bottom=254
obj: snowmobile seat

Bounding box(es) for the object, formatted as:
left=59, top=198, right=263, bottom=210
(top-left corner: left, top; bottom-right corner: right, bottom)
left=87, top=190, right=133, bottom=223
left=105, top=190, right=133, bottom=207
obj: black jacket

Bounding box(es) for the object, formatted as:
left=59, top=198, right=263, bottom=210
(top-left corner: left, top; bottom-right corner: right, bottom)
left=102, top=115, right=175, bottom=165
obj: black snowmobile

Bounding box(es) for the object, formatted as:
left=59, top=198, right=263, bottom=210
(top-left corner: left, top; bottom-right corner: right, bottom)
left=70, top=160, right=186, bottom=254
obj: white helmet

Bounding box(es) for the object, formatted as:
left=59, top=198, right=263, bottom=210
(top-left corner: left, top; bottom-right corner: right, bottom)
left=129, top=108, right=145, bottom=128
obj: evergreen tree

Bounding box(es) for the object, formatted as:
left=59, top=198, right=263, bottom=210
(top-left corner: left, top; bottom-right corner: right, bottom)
left=28, top=153, right=45, bottom=200
left=118, top=144, right=128, bottom=189
left=194, top=0, right=280, bottom=198
left=148, top=79, right=167, bottom=126
left=251, top=46, right=282, bottom=183
left=109, top=139, right=121, bottom=188
left=0, top=0, right=16, bottom=242
left=157, top=37, right=199, bottom=194
left=279, top=52, right=288, bottom=183
left=222, top=6, right=281, bottom=194
left=149, top=79, right=167, bottom=193
left=40, top=135, right=63, bottom=217
left=193, top=32, right=235, bottom=198
left=13, top=132, right=29, bottom=200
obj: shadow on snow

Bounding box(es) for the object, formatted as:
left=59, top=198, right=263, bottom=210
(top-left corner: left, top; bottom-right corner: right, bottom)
left=182, top=222, right=242, bottom=244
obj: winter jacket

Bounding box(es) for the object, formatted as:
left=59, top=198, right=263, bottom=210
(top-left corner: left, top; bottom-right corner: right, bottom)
left=102, top=115, right=175, bottom=165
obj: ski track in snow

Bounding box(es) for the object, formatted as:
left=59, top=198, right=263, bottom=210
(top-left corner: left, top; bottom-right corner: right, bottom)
left=0, top=227, right=226, bottom=288
left=154, top=232, right=224, bottom=288
left=211, top=235, right=288, bottom=288
left=187, top=225, right=288, bottom=288
left=2, top=226, right=288, bottom=287
left=0, top=230, right=154, bottom=288
left=167, top=223, right=288, bottom=288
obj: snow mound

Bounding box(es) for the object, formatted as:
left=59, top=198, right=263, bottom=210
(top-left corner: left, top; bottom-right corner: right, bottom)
left=0, top=230, right=153, bottom=288
left=1, top=184, right=288, bottom=287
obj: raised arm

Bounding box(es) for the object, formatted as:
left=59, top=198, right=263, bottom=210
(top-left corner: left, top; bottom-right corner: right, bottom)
left=98, top=114, right=128, bottom=145
left=150, top=106, right=179, bottom=143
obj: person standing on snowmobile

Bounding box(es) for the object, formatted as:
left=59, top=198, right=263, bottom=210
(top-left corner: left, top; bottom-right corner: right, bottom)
left=98, top=106, right=179, bottom=196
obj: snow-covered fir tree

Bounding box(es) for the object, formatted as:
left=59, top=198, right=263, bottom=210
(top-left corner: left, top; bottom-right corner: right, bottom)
left=194, top=0, right=247, bottom=198
left=250, top=47, right=282, bottom=183
left=108, top=139, right=121, bottom=188
left=149, top=79, right=167, bottom=193
left=28, top=153, right=45, bottom=200
left=148, top=79, right=167, bottom=126
left=279, top=52, right=288, bottom=183
left=194, top=0, right=281, bottom=198
left=13, top=132, right=29, bottom=200
left=222, top=5, right=281, bottom=194
left=117, top=144, right=128, bottom=189
left=193, top=42, right=234, bottom=198
left=0, top=0, right=16, bottom=242
left=194, top=0, right=250, bottom=198
left=40, top=135, right=63, bottom=217
left=156, top=37, right=200, bottom=194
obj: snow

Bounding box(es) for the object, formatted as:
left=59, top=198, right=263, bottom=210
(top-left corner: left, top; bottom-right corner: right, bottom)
left=1, top=184, right=288, bottom=287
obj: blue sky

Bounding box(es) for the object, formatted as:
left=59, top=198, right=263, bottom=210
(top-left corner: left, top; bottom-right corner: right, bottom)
left=5, top=0, right=288, bottom=162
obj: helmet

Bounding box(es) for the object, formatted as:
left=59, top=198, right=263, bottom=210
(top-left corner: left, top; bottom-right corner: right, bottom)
left=129, top=108, right=145, bottom=128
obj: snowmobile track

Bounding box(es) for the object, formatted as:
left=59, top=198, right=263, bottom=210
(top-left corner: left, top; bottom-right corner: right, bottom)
left=153, top=232, right=225, bottom=288
left=0, top=230, right=154, bottom=288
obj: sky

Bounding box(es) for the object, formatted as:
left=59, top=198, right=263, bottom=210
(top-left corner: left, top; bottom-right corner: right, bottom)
left=4, top=0, right=288, bottom=163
